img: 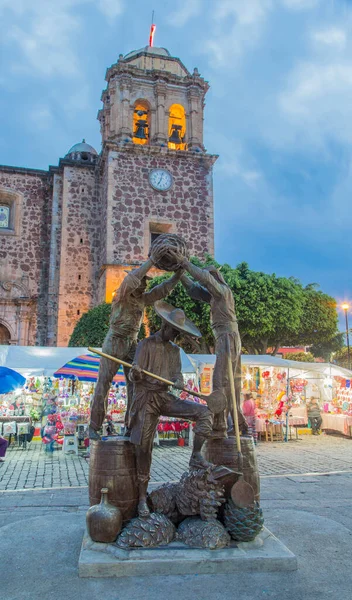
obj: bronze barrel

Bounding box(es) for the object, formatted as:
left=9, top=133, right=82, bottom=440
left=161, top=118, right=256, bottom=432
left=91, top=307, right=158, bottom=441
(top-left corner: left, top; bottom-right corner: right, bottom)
left=89, top=438, right=138, bottom=521
left=202, top=436, right=260, bottom=502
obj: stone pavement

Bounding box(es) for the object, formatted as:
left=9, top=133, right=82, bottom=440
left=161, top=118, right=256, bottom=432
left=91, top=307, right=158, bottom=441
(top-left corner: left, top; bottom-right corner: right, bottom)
left=0, top=434, right=351, bottom=491
left=0, top=470, right=351, bottom=600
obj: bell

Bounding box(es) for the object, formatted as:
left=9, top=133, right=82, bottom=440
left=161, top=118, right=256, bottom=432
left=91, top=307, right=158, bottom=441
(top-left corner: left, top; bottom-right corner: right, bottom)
left=169, top=124, right=183, bottom=145
left=134, top=119, right=148, bottom=140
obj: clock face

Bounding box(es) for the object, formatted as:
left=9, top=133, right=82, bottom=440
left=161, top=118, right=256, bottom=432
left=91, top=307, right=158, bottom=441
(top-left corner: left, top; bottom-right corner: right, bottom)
left=149, top=169, right=173, bottom=191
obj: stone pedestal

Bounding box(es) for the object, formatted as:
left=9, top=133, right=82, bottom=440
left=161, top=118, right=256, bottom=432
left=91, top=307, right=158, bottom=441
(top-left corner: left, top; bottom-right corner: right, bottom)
left=79, top=527, right=297, bottom=577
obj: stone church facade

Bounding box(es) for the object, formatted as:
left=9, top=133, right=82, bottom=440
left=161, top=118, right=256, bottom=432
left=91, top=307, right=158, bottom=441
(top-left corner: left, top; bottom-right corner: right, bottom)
left=0, top=47, right=217, bottom=347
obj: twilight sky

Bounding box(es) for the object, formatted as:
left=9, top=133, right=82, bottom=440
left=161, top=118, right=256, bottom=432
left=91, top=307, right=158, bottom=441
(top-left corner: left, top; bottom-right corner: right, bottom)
left=1, top=0, right=351, bottom=328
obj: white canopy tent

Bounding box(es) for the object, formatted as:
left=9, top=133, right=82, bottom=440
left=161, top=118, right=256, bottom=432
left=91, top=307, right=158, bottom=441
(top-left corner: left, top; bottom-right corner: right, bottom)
left=0, top=345, right=195, bottom=378
left=188, top=354, right=352, bottom=380
left=0, top=345, right=350, bottom=381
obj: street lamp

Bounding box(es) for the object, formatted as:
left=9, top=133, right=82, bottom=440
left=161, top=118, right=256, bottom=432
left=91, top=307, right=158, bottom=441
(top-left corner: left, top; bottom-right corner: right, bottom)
left=342, top=304, right=351, bottom=371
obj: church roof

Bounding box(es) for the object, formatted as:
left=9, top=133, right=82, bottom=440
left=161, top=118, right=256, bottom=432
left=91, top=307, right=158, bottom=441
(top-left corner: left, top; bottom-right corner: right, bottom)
left=124, top=46, right=171, bottom=60
left=65, top=140, right=98, bottom=157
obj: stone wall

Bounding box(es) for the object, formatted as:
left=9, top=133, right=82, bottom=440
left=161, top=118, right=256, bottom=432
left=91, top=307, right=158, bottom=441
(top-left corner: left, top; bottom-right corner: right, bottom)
left=0, top=167, right=50, bottom=345
left=56, top=165, right=100, bottom=346
left=101, top=146, right=215, bottom=269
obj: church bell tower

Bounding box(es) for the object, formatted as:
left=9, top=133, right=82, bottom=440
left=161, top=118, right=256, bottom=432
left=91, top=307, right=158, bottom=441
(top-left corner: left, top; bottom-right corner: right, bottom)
left=97, top=46, right=218, bottom=303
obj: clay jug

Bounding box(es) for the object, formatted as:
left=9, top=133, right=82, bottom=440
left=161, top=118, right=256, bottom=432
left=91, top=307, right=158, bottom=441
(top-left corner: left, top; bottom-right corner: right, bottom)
left=86, top=487, right=123, bottom=543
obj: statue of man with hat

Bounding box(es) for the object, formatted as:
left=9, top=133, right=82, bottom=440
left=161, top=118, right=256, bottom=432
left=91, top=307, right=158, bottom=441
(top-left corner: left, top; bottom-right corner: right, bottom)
left=129, top=300, right=213, bottom=518
left=89, top=258, right=182, bottom=440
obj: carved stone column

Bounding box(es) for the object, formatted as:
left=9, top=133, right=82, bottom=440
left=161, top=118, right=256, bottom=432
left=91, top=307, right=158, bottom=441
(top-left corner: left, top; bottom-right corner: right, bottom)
left=117, top=76, right=133, bottom=140
left=153, top=81, right=168, bottom=144
left=187, top=86, right=204, bottom=150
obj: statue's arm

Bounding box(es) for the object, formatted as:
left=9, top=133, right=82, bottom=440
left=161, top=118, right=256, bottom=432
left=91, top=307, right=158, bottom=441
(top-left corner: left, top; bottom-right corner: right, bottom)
left=129, top=340, right=147, bottom=382
left=114, top=258, right=153, bottom=301
left=143, top=270, right=182, bottom=305
left=171, top=349, right=184, bottom=390
left=180, top=274, right=212, bottom=304
left=182, top=260, right=223, bottom=298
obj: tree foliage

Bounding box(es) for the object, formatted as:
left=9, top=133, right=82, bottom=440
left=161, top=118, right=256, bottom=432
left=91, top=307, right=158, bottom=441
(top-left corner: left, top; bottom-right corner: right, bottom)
left=284, top=352, right=315, bottom=362
left=332, top=347, right=351, bottom=370
left=146, top=259, right=339, bottom=355
left=69, top=303, right=111, bottom=347
left=310, top=333, right=345, bottom=361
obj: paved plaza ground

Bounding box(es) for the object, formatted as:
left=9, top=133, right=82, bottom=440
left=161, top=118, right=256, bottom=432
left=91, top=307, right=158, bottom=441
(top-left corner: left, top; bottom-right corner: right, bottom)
left=0, top=434, right=352, bottom=491
left=0, top=435, right=351, bottom=600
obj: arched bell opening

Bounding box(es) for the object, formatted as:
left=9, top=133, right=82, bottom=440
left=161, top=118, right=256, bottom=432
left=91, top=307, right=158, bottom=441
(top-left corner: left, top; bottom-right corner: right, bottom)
left=168, top=104, right=187, bottom=150
left=132, top=100, right=150, bottom=145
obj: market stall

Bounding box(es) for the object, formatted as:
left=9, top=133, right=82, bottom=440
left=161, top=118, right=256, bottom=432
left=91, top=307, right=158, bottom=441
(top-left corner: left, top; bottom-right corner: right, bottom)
left=189, top=354, right=352, bottom=439
left=0, top=345, right=198, bottom=450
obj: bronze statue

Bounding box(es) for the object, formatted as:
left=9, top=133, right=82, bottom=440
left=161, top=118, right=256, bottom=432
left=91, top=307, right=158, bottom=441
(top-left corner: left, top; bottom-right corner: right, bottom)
left=128, top=301, right=213, bottom=518
left=89, top=257, right=182, bottom=439
left=166, top=250, right=247, bottom=436
left=86, top=235, right=263, bottom=551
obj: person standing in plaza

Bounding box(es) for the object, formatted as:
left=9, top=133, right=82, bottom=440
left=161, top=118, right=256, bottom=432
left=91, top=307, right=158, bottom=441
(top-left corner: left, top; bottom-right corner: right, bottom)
left=0, top=435, right=8, bottom=462
left=242, top=392, right=258, bottom=444
left=307, top=397, right=322, bottom=435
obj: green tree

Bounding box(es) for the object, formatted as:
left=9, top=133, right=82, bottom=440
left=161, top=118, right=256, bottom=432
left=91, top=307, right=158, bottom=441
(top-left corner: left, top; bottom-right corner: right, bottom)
left=146, top=259, right=339, bottom=356
left=332, top=347, right=350, bottom=369
left=287, top=284, right=339, bottom=349
left=229, top=262, right=304, bottom=355
left=284, top=351, right=315, bottom=362
left=310, top=333, right=344, bottom=361
left=69, top=303, right=111, bottom=347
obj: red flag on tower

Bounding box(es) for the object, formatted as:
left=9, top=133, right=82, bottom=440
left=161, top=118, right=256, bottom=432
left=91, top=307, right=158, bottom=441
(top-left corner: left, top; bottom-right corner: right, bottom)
left=149, top=11, right=156, bottom=47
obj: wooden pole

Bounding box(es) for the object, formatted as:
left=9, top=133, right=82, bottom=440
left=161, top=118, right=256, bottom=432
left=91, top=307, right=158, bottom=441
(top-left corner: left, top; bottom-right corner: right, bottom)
left=88, top=347, right=212, bottom=404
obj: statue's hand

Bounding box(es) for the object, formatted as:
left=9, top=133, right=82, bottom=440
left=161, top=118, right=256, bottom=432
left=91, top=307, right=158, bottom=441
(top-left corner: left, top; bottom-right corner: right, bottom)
left=131, top=365, right=143, bottom=380
left=166, top=248, right=186, bottom=268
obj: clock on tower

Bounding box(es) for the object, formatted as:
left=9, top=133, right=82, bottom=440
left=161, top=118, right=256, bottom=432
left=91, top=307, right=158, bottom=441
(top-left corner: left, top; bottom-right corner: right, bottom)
left=97, top=46, right=218, bottom=304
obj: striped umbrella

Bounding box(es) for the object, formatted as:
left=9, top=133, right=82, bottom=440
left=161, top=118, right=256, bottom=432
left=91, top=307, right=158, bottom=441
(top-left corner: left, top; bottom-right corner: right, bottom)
left=53, top=354, right=126, bottom=384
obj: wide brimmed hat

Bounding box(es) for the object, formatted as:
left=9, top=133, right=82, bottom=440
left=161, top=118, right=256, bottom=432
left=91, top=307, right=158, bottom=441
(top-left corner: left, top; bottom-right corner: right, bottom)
left=154, top=301, right=202, bottom=338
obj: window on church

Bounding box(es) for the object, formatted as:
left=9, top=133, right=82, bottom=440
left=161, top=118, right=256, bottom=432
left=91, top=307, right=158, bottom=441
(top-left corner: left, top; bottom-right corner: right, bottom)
left=168, top=104, right=186, bottom=150
left=0, top=205, right=10, bottom=229
left=149, top=222, right=174, bottom=250
left=132, top=100, right=150, bottom=146
left=0, top=189, right=22, bottom=237
left=150, top=232, right=161, bottom=245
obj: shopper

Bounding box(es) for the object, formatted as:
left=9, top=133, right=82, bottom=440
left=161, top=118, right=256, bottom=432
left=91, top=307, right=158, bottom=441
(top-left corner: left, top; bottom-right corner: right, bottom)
left=242, top=392, right=258, bottom=444
left=307, top=397, right=322, bottom=435
left=0, top=435, right=9, bottom=462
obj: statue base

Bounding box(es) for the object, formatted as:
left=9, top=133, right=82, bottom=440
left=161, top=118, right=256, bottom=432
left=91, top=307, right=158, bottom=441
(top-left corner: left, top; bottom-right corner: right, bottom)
left=78, top=527, right=297, bottom=578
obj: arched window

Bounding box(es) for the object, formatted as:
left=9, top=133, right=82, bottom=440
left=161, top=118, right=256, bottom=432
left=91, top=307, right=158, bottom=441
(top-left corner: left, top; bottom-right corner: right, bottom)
left=0, top=205, right=10, bottom=229
left=132, top=100, right=150, bottom=145
left=0, top=323, right=11, bottom=344
left=168, top=104, right=186, bottom=150
left=0, top=188, right=22, bottom=236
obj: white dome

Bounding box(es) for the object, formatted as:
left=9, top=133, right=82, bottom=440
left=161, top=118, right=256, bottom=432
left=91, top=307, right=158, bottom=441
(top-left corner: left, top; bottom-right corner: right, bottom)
left=65, top=140, right=98, bottom=157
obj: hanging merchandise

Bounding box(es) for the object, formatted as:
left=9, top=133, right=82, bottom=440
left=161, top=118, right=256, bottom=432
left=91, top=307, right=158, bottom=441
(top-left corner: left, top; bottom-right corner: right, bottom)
left=290, top=379, right=308, bottom=393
